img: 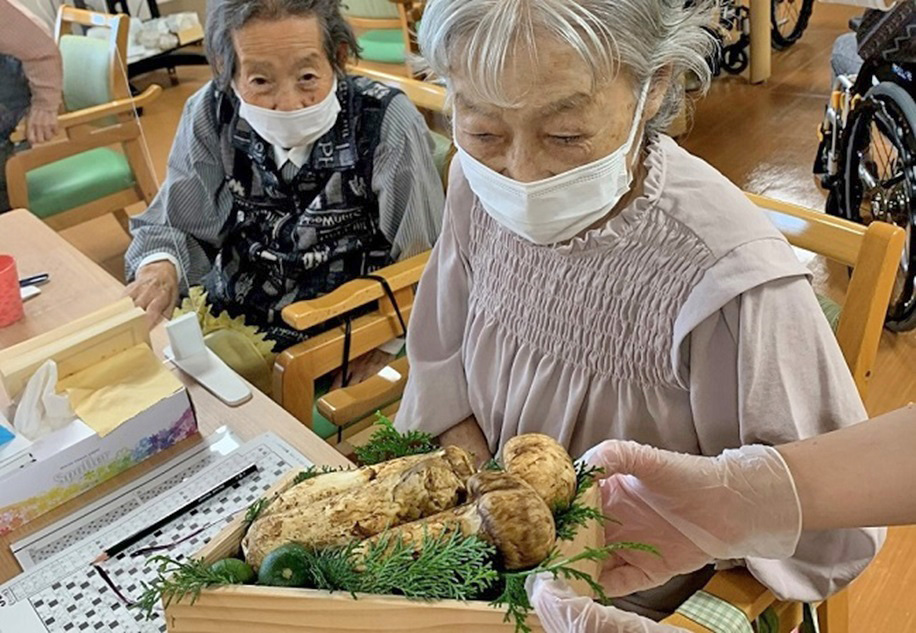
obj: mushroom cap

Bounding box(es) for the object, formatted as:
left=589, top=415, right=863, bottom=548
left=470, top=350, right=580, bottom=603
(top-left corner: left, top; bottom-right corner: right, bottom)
left=503, top=434, right=577, bottom=509
left=469, top=472, right=556, bottom=569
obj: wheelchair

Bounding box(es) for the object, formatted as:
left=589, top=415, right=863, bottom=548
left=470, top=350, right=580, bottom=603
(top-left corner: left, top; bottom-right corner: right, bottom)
left=706, top=0, right=816, bottom=76
left=815, top=3, right=916, bottom=330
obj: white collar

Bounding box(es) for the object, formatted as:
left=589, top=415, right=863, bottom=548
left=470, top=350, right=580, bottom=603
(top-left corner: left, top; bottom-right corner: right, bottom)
left=273, top=143, right=312, bottom=169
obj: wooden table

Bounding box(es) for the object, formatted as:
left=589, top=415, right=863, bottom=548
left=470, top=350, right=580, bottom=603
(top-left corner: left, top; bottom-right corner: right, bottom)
left=0, top=209, right=351, bottom=582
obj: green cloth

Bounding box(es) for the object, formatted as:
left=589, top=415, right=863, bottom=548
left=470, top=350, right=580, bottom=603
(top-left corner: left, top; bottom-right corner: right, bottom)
left=675, top=590, right=754, bottom=633
left=27, top=148, right=135, bottom=218
left=817, top=294, right=842, bottom=332
left=357, top=29, right=406, bottom=64
left=756, top=607, right=780, bottom=633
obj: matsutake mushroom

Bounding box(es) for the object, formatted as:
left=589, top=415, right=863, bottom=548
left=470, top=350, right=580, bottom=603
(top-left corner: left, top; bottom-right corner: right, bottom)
left=243, top=446, right=476, bottom=569
left=503, top=433, right=577, bottom=509
left=360, top=471, right=556, bottom=570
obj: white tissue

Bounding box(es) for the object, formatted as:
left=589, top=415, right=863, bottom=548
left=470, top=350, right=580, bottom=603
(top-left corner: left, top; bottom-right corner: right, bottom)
left=12, top=361, right=76, bottom=441
left=818, top=0, right=897, bottom=10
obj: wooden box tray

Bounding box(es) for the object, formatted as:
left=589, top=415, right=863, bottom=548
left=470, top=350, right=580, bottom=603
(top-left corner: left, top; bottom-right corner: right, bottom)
left=164, top=469, right=604, bottom=633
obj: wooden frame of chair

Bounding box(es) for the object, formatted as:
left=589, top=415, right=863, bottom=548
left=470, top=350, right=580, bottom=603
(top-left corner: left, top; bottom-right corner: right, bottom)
left=272, top=252, right=429, bottom=441
left=345, top=0, right=423, bottom=77
left=5, top=7, right=161, bottom=233
left=315, top=194, right=906, bottom=633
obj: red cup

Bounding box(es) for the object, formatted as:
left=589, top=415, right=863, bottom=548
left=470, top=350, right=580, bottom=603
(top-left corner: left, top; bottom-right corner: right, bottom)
left=0, top=255, right=24, bottom=328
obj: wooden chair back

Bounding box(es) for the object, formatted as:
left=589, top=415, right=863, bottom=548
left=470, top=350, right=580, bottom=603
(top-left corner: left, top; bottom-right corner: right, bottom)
left=55, top=7, right=131, bottom=109
left=5, top=7, right=160, bottom=233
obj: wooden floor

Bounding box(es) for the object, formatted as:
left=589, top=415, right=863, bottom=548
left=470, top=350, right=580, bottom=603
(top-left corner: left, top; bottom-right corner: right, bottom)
left=56, top=4, right=914, bottom=630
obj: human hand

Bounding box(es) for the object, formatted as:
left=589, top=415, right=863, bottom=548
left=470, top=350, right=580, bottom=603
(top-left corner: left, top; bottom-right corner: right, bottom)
left=330, top=348, right=396, bottom=390
left=126, top=260, right=180, bottom=328
left=527, top=575, right=685, bottom=633
left=582, top=440, right=802, bottom=597
left=26, top=108, right=59, bottom=145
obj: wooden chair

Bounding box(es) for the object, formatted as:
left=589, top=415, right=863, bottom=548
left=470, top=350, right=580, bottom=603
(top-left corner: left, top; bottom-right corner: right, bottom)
left=5, top=7, right=161, bottom=233
left=344, top=0, right=423, bottom=77
left=269, top=71, right=450, bottom=446
left=315, top=194, right=906, bottom=631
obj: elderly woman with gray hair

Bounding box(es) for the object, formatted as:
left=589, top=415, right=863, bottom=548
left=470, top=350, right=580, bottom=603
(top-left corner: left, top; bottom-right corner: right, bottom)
left=124, top=0, right=444, bottom=356
left=392, top=0, right=885, bottom=627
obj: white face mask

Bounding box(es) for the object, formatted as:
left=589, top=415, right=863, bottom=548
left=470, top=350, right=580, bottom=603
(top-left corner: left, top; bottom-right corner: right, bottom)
left=234, top=78, right=342, bottom=149
left=457, top=83, right=650, bottom=245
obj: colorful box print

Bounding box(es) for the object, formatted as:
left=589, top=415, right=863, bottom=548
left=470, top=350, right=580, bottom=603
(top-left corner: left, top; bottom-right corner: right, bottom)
left=0, top=392, right=197, bottom=535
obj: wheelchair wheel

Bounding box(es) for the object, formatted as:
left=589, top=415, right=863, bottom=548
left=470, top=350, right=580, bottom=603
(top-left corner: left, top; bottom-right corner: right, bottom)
left=841, top=82, right=916, bottom=331
left=771, top=0, right=814, bottom=51
left=722, top=45, right=749, bottom=75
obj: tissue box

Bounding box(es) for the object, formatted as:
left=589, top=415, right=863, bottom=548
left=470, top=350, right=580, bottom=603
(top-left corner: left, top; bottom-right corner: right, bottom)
left=0, top=387, right=197, bottom=535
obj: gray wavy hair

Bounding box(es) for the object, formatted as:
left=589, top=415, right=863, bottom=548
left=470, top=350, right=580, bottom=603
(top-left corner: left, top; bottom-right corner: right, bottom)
left=204, top=0, right=360, bottom=89
left=417, top=0, right=718, bottom=135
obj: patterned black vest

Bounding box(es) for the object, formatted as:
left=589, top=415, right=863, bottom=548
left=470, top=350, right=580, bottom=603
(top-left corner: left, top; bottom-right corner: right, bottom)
left=203, top=77, right=401, bottom=348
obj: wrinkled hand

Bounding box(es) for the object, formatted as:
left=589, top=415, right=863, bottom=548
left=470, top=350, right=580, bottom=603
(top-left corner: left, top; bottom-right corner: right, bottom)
left=25, top=108, right=59, bottom=145
left=330, top=348, right=396, bottom=390
left=126, top=261, right=180, bottom=328
left=527, top=575, right=685, bottom=633
left=582, top=440, right=802, bottom=597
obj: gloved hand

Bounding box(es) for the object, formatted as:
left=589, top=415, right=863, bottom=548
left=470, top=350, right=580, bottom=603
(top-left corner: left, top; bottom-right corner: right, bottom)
left=527, top=575, right=685, bottom=633
left=582, top=440, right=802, bottom=597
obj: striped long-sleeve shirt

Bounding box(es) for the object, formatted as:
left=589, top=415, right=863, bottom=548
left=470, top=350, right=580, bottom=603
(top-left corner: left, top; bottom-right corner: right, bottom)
left=125, top=80, right=446, bottom=286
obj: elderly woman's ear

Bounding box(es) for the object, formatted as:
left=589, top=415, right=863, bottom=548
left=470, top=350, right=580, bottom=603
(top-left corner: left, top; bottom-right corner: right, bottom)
left=645, top=67, right=674, bottom=123
left=336, top=42, right=349, bottom=73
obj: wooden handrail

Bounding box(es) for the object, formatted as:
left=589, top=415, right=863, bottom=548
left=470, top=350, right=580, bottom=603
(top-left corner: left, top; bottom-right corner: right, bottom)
left=281, top=251, right=429, bottom=331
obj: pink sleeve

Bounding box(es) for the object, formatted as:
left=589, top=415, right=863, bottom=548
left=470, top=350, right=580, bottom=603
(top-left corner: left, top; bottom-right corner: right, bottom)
left=0, top=0, right=62, bottom=113
left=395, top=160, right=474, bottom=437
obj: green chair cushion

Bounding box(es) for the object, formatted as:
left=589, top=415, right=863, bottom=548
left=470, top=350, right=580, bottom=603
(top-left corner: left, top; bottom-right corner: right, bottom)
left=27, top=148, right=135, bottom=219
left=59, top=34, right=112, bottom=112
left=357, top=29, right=406, bottom=64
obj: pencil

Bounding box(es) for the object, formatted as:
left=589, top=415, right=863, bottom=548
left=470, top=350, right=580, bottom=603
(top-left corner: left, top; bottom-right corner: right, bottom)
left=91, top=463, right=259, bottom=564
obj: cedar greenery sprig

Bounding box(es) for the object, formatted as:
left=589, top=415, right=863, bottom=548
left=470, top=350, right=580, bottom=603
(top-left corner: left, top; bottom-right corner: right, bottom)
left=243, top=497, right=271, bottom=525
left=354, top=414, right=438, bottom=465
left=292, top=464, right=346, bottom=485
left=491, top=543, right=660, bottom=633
left=553, top=461, right=615, bottom=542
left=135, top=555, right=240, bottom=619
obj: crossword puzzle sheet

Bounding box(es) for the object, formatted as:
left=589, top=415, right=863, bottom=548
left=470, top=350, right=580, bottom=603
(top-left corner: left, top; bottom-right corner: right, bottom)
left=0, top=433, right=312, bottom=633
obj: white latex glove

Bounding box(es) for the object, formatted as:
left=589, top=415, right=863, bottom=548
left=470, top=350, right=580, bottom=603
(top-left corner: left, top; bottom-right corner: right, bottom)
left=582, top=440, right=802, bottom=597
left=527, top=575, right=685, bottom=633
left=12, top=360, right=75, bottom=440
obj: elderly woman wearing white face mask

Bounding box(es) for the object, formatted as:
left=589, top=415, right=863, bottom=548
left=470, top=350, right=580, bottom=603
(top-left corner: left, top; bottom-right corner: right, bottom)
left=124, top=0, right=444, bottom=358
left=394, top=0, right=885, bottom=621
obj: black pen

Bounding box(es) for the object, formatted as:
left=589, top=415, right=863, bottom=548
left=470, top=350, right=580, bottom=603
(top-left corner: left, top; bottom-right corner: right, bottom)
left=19, top=273, right=50, bottom=287
left=91, top=463, right=259, bottom=564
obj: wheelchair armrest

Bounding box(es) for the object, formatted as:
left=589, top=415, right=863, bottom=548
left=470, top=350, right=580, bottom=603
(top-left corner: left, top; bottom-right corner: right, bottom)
left=281, top=251, right=430, bottom=331
left=316, top=356, right=409, bottom=427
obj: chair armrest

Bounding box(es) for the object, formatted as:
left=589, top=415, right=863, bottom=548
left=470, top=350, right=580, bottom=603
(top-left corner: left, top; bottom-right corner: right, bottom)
left=281, top=251, right=430, bottom=331
left=316, top=356, right=409, bottom=427
left=5, top=119, right=142, bottom=173
left=58, top=85, right=162, bottom=129
left=348, top=66, right=448, bottom=114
